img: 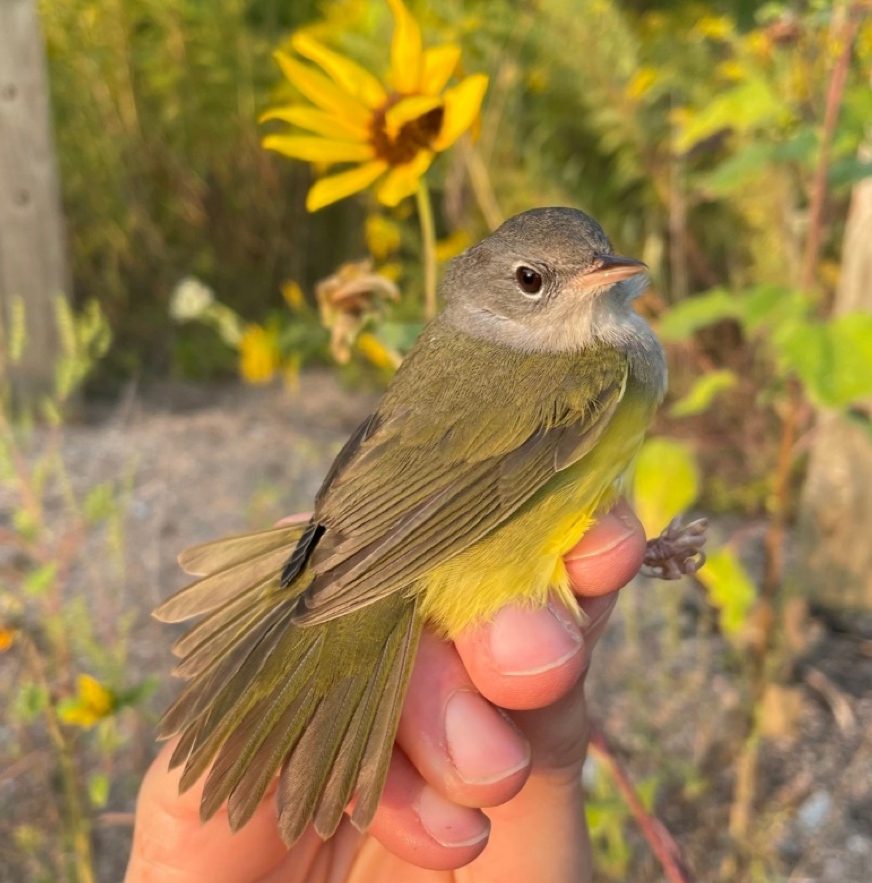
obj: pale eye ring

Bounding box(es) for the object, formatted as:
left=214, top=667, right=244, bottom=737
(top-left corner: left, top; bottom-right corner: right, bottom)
left=515, top=265, right=543, bottom=295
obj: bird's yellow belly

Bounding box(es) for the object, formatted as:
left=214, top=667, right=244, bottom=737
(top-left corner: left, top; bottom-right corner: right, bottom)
left=416, top=393, right=650, bottom=638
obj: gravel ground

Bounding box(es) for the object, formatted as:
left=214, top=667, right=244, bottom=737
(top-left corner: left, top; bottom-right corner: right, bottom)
left=2, top=375, right=870, bottom=882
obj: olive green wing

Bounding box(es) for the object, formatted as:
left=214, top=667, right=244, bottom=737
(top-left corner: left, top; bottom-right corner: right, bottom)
left=293, top=336, right=629, bottom=625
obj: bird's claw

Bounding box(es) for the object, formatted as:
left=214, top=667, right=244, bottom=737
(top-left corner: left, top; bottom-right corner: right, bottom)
left=642, top=516, right=708, bottom=580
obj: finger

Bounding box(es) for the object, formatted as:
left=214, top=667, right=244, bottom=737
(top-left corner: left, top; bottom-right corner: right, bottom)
left=124, top=741, right=291, bottom=883
left=354, top=748, right=491, bottom=871
left=563, top=499, right=646, bottom=597
left=397, top=630, right=531, bottom=809
left=454, top=596, right=586, bottom=711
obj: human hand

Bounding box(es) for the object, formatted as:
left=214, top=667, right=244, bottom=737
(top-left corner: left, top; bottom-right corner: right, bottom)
left=125, top=501, right=646, bottom=883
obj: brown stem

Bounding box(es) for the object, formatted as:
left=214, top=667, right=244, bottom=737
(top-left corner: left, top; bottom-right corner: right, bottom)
left=20, top=634, right=96, bottom=883
left=800, top=2, right=866, bottom=292
left=589, top=727, right=696, bottom=883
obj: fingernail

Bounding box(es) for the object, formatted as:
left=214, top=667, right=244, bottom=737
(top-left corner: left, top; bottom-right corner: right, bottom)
left=415, top=786, right=491, bottom=848
left=444, top=690, right=530, bottom=784
left=489, top=602, right=583, bottom=676
left=564, top=507, right=639, bottom=562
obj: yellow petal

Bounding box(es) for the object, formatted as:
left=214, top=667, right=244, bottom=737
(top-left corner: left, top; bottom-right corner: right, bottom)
left=388, top=0, right=423, bottom=93
left=262, top=134, right=375, bottom=164
left=422, top=44, right=461, bottom=95
left=376, top=151, right=433, bottom=207
left=384, top=95, right=443, bottom=138
left=78, top=674, right=113, bottom=716
left=307, top=160, right=388, bottom=211
left=259, top=105, right=368, bottom=141
left=432, top=74, right=488, bottom=151
left=291, top=33, right=387, bottom=109
left=273, top=51, right=370, bottom=126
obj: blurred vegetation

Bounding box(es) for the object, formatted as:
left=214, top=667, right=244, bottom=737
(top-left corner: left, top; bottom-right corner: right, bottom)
left=2, top=0, right=871, bottom=880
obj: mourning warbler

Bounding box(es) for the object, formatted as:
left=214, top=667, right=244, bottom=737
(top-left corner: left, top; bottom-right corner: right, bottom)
left=154, top=207, right=672, bottom=846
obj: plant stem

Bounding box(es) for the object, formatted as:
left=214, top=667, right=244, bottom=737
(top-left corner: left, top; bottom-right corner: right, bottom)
left=800, top=1, right=865, bottom=293
left=416, top=181, right=438, bottom=319
left=21, top=635, right=96, bottom=883
left=589, top=728, right=696, bottom=883
left=461, top=138, right=504, bottom=231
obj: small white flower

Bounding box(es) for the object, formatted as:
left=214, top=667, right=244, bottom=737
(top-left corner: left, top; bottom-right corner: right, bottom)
left=170, top=277, right=214, bottom=321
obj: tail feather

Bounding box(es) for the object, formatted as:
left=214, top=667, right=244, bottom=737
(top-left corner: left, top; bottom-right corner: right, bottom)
left=172, top=594, right=275, bottom=678
left=350, top=603, right=421, bottom=830
left=157, top=528, right=422, bottom=846
left=156, top=544, right=294, bottom=623
left=170, top=575, right=275, bottom=658
left=178, top=523, right=306, bottom=576
left=312, top=604, right=417, bottom=838
left=277, top=677, right=361, bottom=844
left=199, top=641, right=323, bottom=821
left=226, top=688, right=318, bottom=830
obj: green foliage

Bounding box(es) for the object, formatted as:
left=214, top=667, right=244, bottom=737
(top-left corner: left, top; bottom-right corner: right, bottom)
left=670, top=369, right=738, bottom=417
left=585, top=757, right=660, bottom=879
left=662, top=284, right=872, bottom=411
left=696, top=547, right=757, bottom=638
left=633, top=437, right=700, bottom=536
left=0, top=302, right=149, bottom=881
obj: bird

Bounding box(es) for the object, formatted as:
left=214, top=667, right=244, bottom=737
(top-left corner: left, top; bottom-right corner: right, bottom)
left=153, top=206, right=704, bottom=847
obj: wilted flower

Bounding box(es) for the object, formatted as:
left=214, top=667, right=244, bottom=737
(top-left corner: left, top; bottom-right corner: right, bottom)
left=316, top=260, right=399, bottom=363
left=262, top=0, right=488, bottom=210
left=169, top=277, right=215, bottom=321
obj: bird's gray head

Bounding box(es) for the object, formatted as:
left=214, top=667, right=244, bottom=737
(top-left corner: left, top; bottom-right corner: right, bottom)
left=442, top=207, right=650, bottom=353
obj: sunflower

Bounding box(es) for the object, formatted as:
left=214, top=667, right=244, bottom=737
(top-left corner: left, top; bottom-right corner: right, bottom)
left=261, top=0, right=488, bottom=211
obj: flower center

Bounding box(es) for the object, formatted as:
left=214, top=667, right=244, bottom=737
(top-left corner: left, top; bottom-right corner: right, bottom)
left=370, top=97, right=445, bottom=165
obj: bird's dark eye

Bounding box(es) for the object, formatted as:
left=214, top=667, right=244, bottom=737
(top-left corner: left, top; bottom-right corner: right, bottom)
left=515, top=266, right=543, bottom=295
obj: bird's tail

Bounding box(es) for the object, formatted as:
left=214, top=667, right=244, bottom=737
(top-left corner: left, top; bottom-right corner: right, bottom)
left=153, top=523, right=421, bottom=844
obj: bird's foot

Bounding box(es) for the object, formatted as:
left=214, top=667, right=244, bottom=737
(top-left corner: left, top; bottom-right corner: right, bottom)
left=642, top=517, right=708, bottom=580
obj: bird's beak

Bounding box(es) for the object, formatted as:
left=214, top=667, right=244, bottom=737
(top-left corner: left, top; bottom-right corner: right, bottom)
left=572, top=254, right=647, bottom=291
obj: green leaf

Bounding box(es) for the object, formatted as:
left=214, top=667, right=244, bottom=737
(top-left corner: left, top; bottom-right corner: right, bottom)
left=675, top=78, right=786, bottom=153
left=633, top=438, right=700, bottom=536
left=739, top=284, right=811, bottom=333
left=13, top=683, right=48, bottom=723
left=775, top=313, right=872, bottom=408
left=12, top=509, right=38, bottom=542
left=23, top=564, right=57, bottom=597
left=88, top=773, right=110, bottom=809
left=695, top=547, right=756, bottom=637
left=658, top=289, right=740, bottom=341
left=84, top=482, right=115, bottom=524
left=671, top=370, right=737, bottom=417
left=700, top=141, right=776, bottom=195
left=375, top=321, right=425, bottom=353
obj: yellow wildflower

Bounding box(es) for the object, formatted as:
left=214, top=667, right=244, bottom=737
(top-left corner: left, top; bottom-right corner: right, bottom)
left=262, top=0, right=488, bottom=211
left=281, top=280, right=306, bottom=312
left=693, top=15, right=733, bottom=42
left=716, top=59, right=746, bottom=82
left=435, top=229, right=471, bottom=263
left=626, top=66, right=658, bottom=101
left=365, top=214, right=403, bottom=261
left=357, top=332, right=402, bottom=371
left=747, top=30, right=773, bottom=60
left=239, top=325, right=280, bottom=384
left=59, top=674, right=114, bottom=729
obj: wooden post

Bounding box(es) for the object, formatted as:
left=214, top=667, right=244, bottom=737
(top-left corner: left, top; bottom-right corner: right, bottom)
left=0, top=0, right=69, bottom=399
